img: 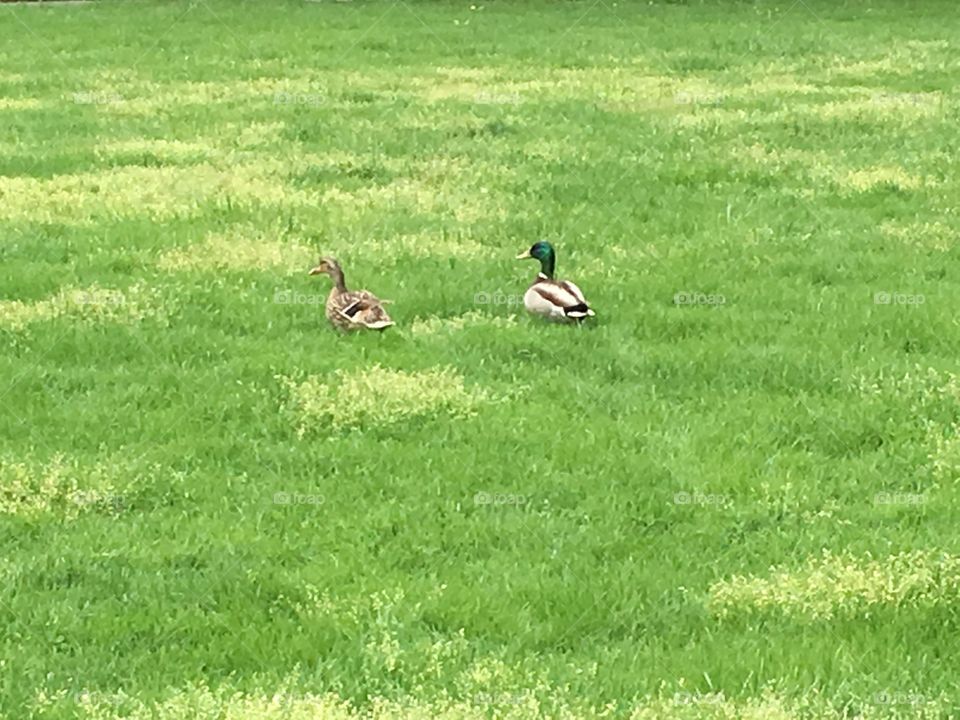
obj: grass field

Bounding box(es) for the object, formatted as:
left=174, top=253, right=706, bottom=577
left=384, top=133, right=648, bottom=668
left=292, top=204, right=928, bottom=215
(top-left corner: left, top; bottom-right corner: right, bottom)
left=2, top=0, right=960, bottom=717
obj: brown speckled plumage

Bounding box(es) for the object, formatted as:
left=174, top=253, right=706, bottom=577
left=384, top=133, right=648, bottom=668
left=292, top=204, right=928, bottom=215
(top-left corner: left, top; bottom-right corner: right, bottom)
left=309, top=257, right=394, bottom=332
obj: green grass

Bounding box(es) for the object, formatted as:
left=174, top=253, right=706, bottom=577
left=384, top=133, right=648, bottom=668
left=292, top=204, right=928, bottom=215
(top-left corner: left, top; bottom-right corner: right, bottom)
left=2, top=0, right=960, bottom=717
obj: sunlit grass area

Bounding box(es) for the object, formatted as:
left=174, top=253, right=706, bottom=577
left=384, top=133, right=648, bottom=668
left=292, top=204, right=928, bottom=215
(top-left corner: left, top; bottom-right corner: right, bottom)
left=2, top=0, right=959, bottom=718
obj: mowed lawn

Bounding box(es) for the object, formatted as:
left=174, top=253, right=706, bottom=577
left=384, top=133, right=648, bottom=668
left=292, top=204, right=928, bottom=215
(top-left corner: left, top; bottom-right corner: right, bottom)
left=2, top=0, right=959, bottom=717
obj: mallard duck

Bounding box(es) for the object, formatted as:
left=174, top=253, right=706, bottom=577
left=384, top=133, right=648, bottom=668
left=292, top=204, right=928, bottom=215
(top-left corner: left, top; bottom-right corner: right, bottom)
left=308, top=257, right=394, bottom=331
left=515, top=240, right=595, bottom=322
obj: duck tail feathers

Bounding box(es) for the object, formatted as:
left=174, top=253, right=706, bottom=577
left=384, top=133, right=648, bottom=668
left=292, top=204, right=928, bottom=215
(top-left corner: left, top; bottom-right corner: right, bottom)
left=564, top=303, right=594, bottom=318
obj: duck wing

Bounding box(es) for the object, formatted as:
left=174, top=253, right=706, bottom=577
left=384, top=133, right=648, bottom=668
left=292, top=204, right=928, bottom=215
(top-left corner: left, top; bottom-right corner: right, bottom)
left=559, top=280, right=587, bottom=304
left=336, top=291, right=394, bottom=330
left=531, top=279, right=595, bottom=319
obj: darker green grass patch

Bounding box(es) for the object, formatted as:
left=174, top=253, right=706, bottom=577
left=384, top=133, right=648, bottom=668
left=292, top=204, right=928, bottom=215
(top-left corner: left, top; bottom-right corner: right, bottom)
left=291, top=159, right=396, bottom=189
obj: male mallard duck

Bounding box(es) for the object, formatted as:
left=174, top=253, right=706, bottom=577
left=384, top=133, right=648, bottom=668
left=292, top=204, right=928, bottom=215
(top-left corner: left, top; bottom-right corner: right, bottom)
left=515, top=240, right=595, bottom=322
left=308, top=257, right=394, bottom=331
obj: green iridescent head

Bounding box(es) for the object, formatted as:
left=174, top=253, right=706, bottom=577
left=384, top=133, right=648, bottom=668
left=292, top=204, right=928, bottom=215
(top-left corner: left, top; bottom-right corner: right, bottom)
left=516, top=240, right=556, bottom=278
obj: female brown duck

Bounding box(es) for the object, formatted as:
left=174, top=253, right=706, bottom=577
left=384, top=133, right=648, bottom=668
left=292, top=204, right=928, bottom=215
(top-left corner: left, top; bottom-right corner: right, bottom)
left=308, top=257, right=394, bottom=331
